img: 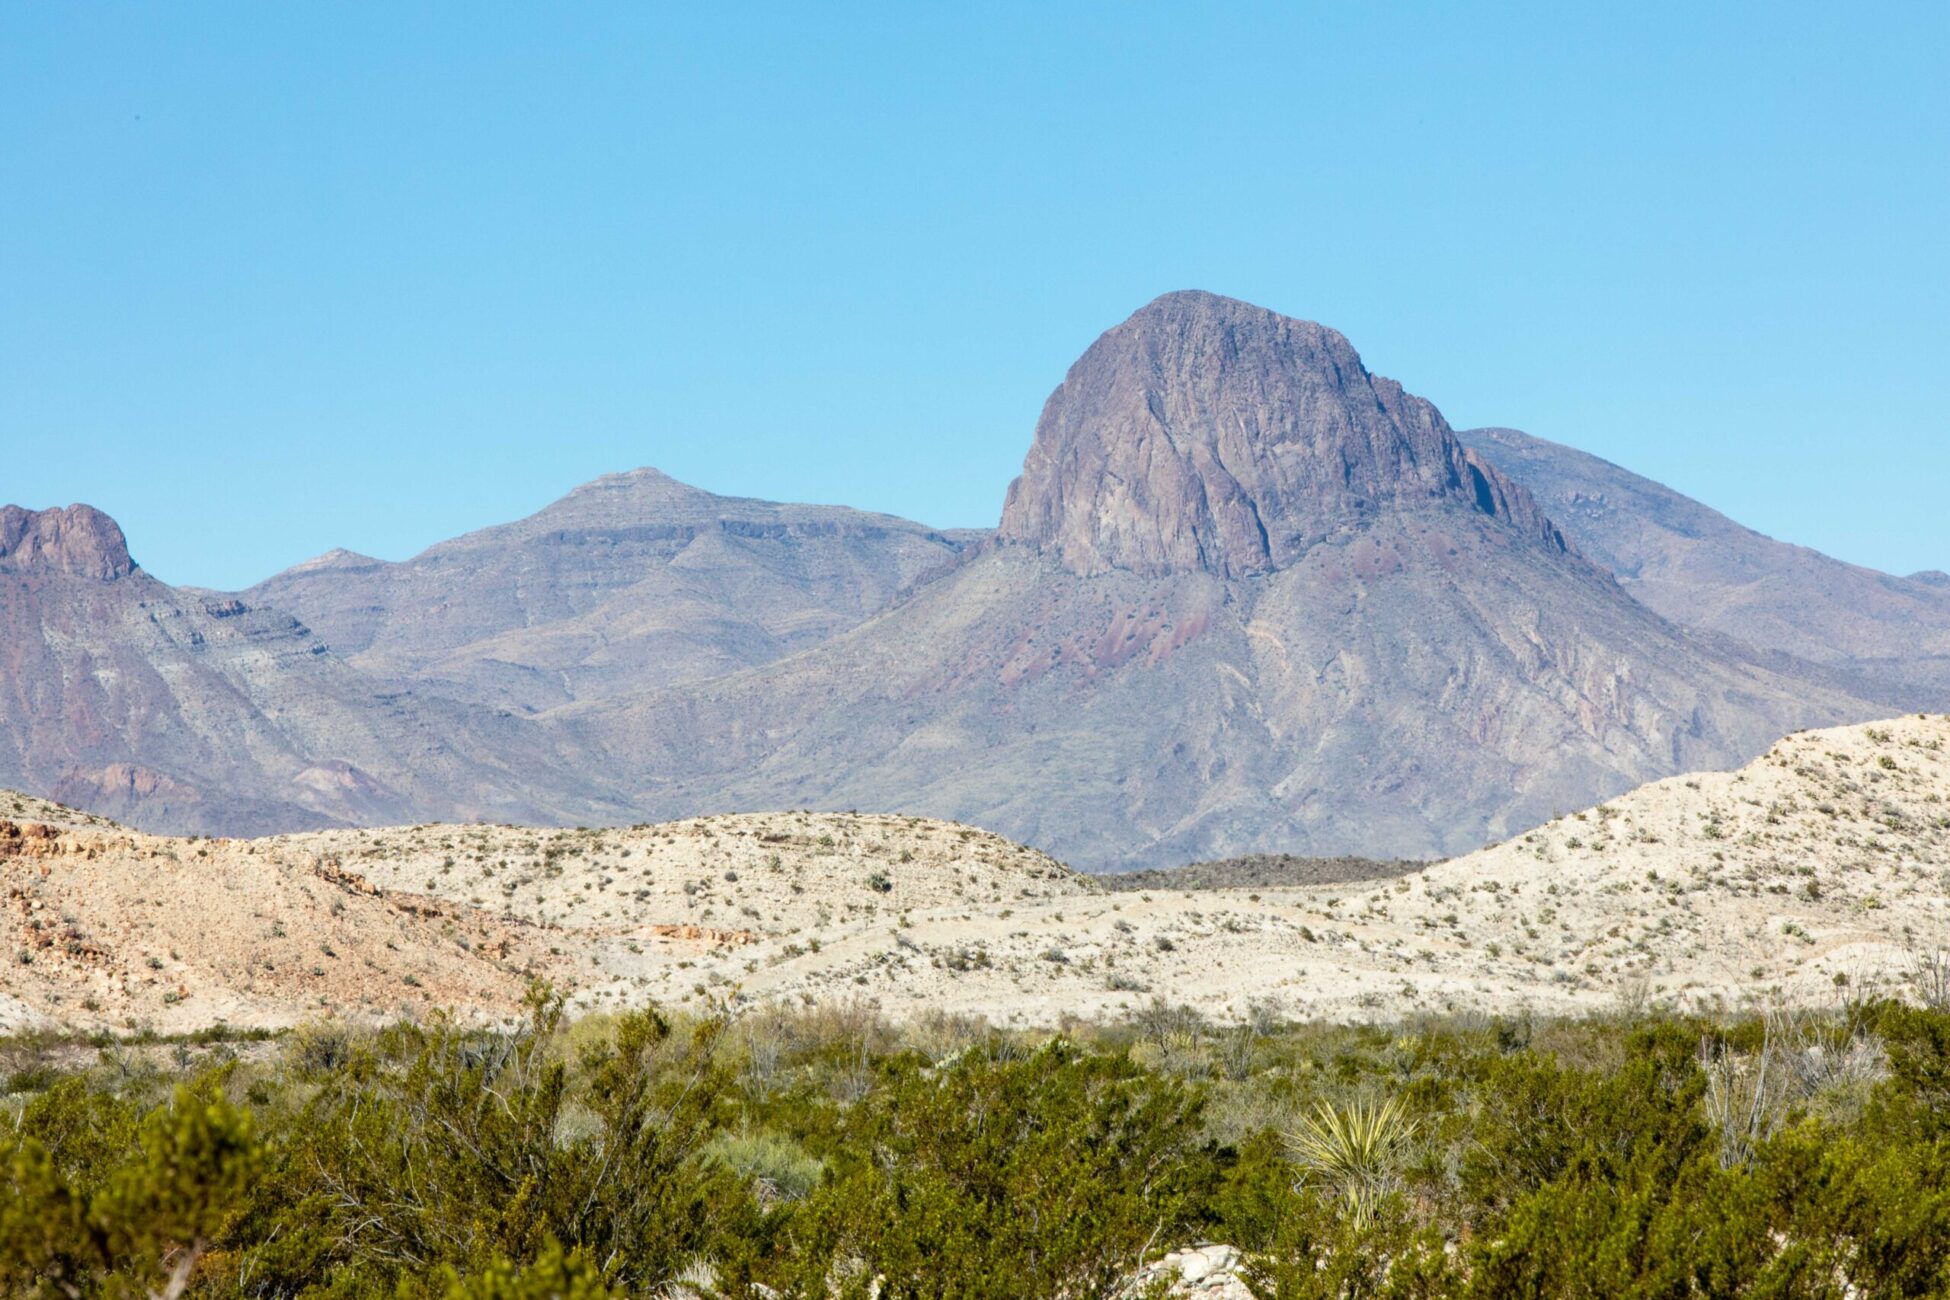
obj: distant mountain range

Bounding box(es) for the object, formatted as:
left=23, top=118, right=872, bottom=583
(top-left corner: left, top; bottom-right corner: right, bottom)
left=3, top=292, right=1942, bottom=866
left=242, top=469, right=977, bottom=714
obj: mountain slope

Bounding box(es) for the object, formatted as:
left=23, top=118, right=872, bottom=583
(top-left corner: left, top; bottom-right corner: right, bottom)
left=1457, top=426, right=1950, bottom=702
left=244, top=470, right=972, bottom=713
left=0, top=504, right=611, bottom=835
left=561, top=292, right=1883, bottom=867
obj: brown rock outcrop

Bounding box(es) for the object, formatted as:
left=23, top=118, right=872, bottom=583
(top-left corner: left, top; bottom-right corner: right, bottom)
left=0, top=504, right=136, bottom=581
left=998, top=291, right=1567, bottom=577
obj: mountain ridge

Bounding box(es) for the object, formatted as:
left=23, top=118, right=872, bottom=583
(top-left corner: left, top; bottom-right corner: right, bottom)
left=1456, top=425, right=1950, bottom=702
left=243, top=467, right=975, bottom=712
left=0, top=291, right=1934, bottom=862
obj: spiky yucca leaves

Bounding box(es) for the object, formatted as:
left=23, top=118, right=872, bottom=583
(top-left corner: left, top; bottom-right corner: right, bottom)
left=1283, top=1096, right=1417, bottom=1228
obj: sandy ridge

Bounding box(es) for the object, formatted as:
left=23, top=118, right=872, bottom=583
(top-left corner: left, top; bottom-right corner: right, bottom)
left=2, top=718, right=1946, bottom=1033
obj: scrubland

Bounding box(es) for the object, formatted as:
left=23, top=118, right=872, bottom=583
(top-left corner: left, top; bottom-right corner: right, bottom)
left=4, top=985, right=1949, bottom=1296
left=3, top=717, right=1948, bottom=1293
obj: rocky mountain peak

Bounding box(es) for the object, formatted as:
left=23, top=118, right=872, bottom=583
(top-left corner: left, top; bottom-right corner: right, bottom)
left=0, top=504, right=137, bottom=581
left=997, top=291, right=1566, bottom=577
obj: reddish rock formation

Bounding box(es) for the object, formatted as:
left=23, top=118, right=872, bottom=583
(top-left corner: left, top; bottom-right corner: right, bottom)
left=999, top=291, right=1567, bottom=577
left=0, top=504, right=136, bottom=581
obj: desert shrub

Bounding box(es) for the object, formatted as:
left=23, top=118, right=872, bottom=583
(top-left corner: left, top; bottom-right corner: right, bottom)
left=0, top=1077, right=258, bottom=1299
left=704, top=1128, right=826, bottom=1202
left=1242, top=1191, right=1457, bottom=1299
left=439, top=1240, right=621, bottom=1299
left=1872, top=1002, right=1950, bottom=1136
left=1459, top=1022, right=1707, bottom=1225
left=774, top=1040, right=1218, bottom=1298
left=238, top=989, right=755, bottom=1297
left=0, top=998, right=1945, bottom=1294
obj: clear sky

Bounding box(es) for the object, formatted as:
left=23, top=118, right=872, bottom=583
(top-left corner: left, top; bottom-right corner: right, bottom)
left=3, top=3, right=1945, bottom=590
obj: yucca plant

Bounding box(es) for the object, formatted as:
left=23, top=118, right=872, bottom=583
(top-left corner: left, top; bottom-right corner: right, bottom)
left=1284, top=1095, right=1417, bottom=1227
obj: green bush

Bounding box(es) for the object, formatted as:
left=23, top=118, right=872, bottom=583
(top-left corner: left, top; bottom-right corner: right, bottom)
left=776, top=1040, right=1217, bottom=1298
left=0, top=997, right=1945, bottom=1295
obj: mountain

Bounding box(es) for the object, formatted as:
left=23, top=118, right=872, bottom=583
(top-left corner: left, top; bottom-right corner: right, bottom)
left=0, top=504, right=608, bottom=835
left=244, top=470, right=974, bottom=713
left=560, top=292, right=1880, bottom=866
left=1457, top=427, right=1950, bottom=702
left=4, top=292, right=1916, bottom=862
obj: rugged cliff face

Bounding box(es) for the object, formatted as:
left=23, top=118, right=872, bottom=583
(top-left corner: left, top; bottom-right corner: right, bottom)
left=0, top=505, right=137, bottom=581
left=998, top=291, right=1567, bottom=577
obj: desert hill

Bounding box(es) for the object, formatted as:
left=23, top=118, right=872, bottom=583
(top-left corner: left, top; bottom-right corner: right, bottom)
left=598, top=713, right=1949, bottom=1025
left=1458, top=425, right=1950, bottom=702
left=0, top=803, right=1084, bottom=1033
left=3, top=716, right=1943, bottom=1035
left=0, top=808, right=550, bottom=1034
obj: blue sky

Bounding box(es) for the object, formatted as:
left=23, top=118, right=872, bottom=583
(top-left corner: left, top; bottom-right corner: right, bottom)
left=3, top=3, right=1945, bottom=589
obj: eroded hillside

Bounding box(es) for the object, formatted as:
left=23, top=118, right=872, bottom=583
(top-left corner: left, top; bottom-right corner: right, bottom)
left=5, top=717, right=1944, bottom=1034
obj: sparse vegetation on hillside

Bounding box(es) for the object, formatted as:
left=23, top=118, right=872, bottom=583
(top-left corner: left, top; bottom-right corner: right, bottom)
left=7, top=717, right=1949, bottom=1035
left=3, top=991, right=1948, bottom=1296
left=1099, top=854, right=1426, bottom=893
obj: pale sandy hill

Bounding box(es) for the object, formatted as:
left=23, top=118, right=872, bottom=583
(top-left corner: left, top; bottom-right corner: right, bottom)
left=0, top=791, right=122, bottom=832
left=0, top=806, right=1086, bottom=1034
left=558, top=716, right=1948, bottom=1025
left=4, top=721, right=1945, bottom=1034
left=0, top=814, right=552, bottom=1034
left=266, top=811, right=1090, bottom=1015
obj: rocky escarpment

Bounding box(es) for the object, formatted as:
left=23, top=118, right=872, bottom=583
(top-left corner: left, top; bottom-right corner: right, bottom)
left=0, top=504, right=137, bottom=581
left=998, top=291, right=1568, bottom=577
